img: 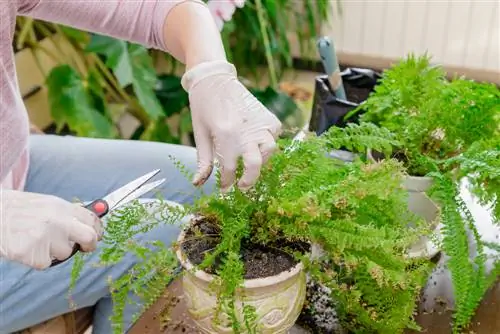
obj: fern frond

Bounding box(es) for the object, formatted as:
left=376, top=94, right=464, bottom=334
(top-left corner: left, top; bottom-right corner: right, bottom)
left=322, top=122, right=401, bottom=157
left=107, top=241, right=179, bottom=334
left=444, top=142, right=500, bottom=223
left=428, top=174, right=497, bottom=333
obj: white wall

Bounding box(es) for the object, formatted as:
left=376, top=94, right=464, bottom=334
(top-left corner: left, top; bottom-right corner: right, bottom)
left=315, top=0, right=499, bottom=78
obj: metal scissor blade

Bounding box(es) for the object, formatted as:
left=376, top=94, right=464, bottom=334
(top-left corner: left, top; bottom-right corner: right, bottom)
left=112, top=178, right=166, bottom=210
left=103, top=169, right=161, bottom=210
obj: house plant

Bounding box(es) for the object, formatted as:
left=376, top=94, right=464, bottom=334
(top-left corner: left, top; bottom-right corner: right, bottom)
left=344, top=53, right=500, bottom=333
left=69, top=122, right=439, bottom=334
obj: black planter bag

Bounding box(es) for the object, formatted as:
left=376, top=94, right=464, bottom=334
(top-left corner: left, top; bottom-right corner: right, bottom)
left=308, top=68, right=381, bottom=136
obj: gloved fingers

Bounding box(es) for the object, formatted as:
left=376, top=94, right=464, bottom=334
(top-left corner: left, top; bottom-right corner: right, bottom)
left=266, top=114, right=283, bottom=140
left=238, top=143, right=263, bottom=191
left=32, top=255, right=52, bottom=270
left=72, top=203, right=103, bottom=240
left=259, top=131, right=278, bottom=165
left=66, top=220, right=99, bottom=253
left=217, top=147, right=239, bottom=193
left=49, top=232, right=75, bottom=261
left=30, top=242, right=52, bottom=270
left=192, top=124, right=214, bottom=187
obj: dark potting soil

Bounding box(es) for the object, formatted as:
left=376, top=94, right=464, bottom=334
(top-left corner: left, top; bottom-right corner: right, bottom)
left=181, top=218, right=308, bottom=280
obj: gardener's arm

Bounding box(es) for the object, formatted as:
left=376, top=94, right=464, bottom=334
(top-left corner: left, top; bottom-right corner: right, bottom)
left=18, top=0, right=281, bottom=192
left=17, top=0, right=202, bottom=54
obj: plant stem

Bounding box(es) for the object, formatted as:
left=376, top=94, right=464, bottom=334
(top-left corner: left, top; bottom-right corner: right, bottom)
left=91, top=57, right=148, bottom=124
left=92, top=55, right=131, bottom=102
left=92, top=56, right=151, bottom=126
left=16, top=18, right=34, bottom=50
left=90, top=68, right=122, bottom=103
left=91, top=54, right=130, bottom=103
left=25, top=41, right=62, bottom=65
left=53, top=24, right=89, bottom=76
left=254, top=0, right=278, bottom=89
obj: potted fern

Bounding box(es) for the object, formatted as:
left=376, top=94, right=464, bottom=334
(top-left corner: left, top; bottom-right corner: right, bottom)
left=70, top=123, right=442, bottom=334
left=344, top=54, right=500, bottom=333
left=350, top=54, right=499, bottom=194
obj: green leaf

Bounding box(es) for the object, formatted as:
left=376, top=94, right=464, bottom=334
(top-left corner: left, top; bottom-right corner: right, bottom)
left=85, top=35, right=164, bottom=121
left=154, top=74, right=189, bottom=117
left=251, top=87, right=300, bottom=122
left=266, top=0, right=277, bottom=23
left=179, top=109, right=193, bottom=134
left=221, top=22, right=235, bottom=62
left=59, top=25, right=89, bottom=44
left=140, top=118, right=180, bottom=144
left=304, top=1, right=316, bottom=38
left=86, top=69, right=107, bottom=115
left=129, top=44, right=165, bottom=120
left=46, top=65, right=117, bottom=138
left=85, top=35, right=132, bottom=87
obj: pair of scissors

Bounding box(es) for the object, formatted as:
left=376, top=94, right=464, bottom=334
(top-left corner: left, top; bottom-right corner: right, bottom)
left=50, top=169, right=166, bottom=267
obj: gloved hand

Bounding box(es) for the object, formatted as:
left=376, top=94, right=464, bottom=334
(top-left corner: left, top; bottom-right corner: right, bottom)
left=0, top=190, right=102, bottom=269
left=182, top=60, right=282, bottom=192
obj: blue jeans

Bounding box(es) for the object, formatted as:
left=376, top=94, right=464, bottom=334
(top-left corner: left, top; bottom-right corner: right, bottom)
left=0, top=135, right=215, bottom=334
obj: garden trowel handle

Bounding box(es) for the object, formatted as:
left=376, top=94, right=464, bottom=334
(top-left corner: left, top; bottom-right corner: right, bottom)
left=317, top=36, right=346, bottom=100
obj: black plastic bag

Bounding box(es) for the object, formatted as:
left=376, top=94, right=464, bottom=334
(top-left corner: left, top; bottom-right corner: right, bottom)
left=341, top=67, right=382, bottom=89
left=308, top=68, right=381, bottom=136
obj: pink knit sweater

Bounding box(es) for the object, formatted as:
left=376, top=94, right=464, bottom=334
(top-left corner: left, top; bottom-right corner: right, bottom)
left=1, top=0, right=191, bottom=190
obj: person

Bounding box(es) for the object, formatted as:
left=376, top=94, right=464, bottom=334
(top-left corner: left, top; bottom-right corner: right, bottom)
left=0, top=1, right=282, bottom=333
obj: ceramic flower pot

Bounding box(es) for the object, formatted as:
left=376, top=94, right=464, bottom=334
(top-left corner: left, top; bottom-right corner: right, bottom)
left=406, top=191, right=442, bottom=259
left=366, top=149, right=435, bottom=194
left=403, top=176, right=442, bottom=259
left=403, top=175, right=434, bottom=193
left=175, top=228, right=307, bottom=334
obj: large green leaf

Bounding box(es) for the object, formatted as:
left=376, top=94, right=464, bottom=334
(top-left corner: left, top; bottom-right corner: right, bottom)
left=86, top=35, right=132, bottom=86
left=154, top=74, right=189, bottom=117
left=128, top=43, right=165, bottom=120
left=46, top=65, right=117, bottom=138
left=251, top=87, right=300, bottom=122
left=85, top=35, right=164, bottom=121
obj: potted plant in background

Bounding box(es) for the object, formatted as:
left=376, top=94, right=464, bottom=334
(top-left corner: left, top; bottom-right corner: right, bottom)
left=343, top=54, right=500, bottom=333
left=70, top=123, right=441, bottom=334
left=350, top=54, right=498, bottom=192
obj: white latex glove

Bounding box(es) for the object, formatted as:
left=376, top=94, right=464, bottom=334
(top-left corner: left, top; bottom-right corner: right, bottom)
left=0, top=190, right=102, bottom=269
left=181, top=60, right=282, bottom=192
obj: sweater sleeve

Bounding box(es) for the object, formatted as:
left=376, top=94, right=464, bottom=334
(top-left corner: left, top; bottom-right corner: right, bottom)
left=17, top=0, right=203, bottom=52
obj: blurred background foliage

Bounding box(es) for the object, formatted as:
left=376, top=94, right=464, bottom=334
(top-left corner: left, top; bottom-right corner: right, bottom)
left=15, top=0, right=334, bottom=146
